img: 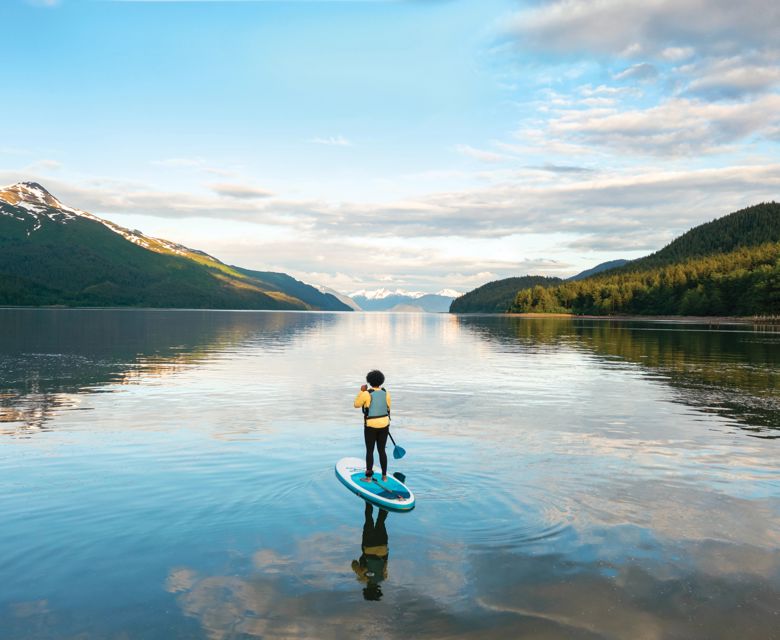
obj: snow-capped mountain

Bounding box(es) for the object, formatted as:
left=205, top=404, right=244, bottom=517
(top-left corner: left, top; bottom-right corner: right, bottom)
left=0, top=181, right=350, bottom=311
left=349, top=287, right=462, bottom=313
left=349, top=287, right=461, bottom=300
left=348, top=287, right=424, bottom=300
left=312, top=284, right=362, bottom=310
left=0, top=181, right=223, bottom=261
left=0, top=182, right=81, bottom=232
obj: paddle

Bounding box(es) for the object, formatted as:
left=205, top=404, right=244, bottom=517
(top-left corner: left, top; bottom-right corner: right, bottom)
left=388, top=431, right=406, bottom=459
left=372, top=478, right=403, bottom=498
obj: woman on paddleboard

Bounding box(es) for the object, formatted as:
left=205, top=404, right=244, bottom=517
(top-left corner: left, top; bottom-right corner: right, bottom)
left=354, top=369, right=391, bottom=483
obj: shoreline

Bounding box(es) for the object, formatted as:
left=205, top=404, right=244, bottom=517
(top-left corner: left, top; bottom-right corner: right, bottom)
left=0, top=306, right=777, bottom=325
left=459, top=312, right=780, bottom=325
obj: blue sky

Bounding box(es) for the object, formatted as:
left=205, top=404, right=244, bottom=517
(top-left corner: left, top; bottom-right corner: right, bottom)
left=1, top=0, right=779, bottom=293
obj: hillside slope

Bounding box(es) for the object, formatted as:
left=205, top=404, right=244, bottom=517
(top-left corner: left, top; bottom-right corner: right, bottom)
left=231, top=267, right=350, bottom=311
left=0, top=182, right=350, bottom=310
left=510, top=202, right=780, bottom=316
left=625, top=202, right=780, bottom=272
left=568, top=259, right=629, bottom=281
left=450, top=276, right=564, bottom=313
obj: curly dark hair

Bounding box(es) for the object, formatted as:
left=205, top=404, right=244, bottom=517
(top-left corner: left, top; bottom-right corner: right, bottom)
left=363, top=584, right=383, bottom=601
left=366, top=370, right=385, bottom=388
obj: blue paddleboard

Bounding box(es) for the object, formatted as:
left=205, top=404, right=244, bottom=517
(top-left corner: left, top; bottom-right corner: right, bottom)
left=335, top=457, right=415, bottom=511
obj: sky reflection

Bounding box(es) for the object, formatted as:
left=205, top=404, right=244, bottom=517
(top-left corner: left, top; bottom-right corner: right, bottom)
left=1, top=310, right=778, bottom=639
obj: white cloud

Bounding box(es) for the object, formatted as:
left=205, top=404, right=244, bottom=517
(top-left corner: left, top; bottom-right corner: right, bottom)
left=614, top=63, right=658, bottom=82
left=152, top=157, right=206, bottom=168
left=506, top=0, right=780, bottom=60
left=502, top=0, right=780, bottom=110
left=684, top=56, right=780, bottom=99
left=6, top=160, right=778, bottom=246
left=455, top=144, right=510, bottom=163
left=24, top=159, right=62, bottom=172
left=308, top=135, right=352, bottom=147
left=544, top=94, right=780, bottom=156
left=660, top=47, right=695, bottom=62
left=208, top=183, right=273, bottom=199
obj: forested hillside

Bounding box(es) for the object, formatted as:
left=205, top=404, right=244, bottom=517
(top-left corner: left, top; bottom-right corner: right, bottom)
left=450, top=276, right=563, bottom=313
left=624, top=202, right=780, bottom=272
left=454, top=202, right=780, bottom=317
left=509, top=202, right=780, bottom=317
left=0, top=182, right=351, bottom=310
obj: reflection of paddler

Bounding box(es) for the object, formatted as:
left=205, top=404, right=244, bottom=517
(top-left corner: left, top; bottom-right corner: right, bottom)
left=351, top=502, right=389, bottom=601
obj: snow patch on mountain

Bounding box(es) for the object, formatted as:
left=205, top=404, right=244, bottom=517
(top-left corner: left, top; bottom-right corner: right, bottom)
left=312, top=284, right=362, bottom=310
left=349, top=288, right=421, bottom=300
left=349, top=287, right=462, bottom=299
left=1, top=181, right=222, bottom=261
left=0, top=182, right=82, bottom=233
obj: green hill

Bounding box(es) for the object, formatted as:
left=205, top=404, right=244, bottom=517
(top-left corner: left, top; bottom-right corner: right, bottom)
left=231, top=266, right=350, bottom=311
left=625, top=202, right=780, bottom=272
left=568, top=259, right=628, bottom=281
left=510, top=202, right=780, bottom=316
left=0, top=182, right=350, bottom=311
left=449, top=276, right=563, bottom=313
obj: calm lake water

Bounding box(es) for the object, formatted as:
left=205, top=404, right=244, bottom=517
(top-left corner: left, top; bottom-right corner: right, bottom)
left=1, top=309, right=779, bottom=640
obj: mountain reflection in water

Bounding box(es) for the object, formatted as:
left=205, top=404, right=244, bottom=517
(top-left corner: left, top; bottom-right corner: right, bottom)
left=1, top=310, right=778, bottom=639
left=458, top=316, right=780, bottom=435
left=0, top=309, right=336, bottom=434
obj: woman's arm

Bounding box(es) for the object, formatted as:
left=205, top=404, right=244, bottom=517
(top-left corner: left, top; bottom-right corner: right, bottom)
left=354, top=389, right=369, bottom=409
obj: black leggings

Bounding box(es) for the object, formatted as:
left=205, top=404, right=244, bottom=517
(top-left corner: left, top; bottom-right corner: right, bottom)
left=364, top=426, right=389, bottom=477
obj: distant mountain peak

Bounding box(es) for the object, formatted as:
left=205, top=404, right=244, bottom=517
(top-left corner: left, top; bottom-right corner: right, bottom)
left=18, top=181, right=52, bottom=193
left=349, top=287, right=422, bottom=300
left=0, top=181, right=81, bottom=232
left=1, top=181, right=64, bottom=208
left=349, top=287, right=462, bottom=300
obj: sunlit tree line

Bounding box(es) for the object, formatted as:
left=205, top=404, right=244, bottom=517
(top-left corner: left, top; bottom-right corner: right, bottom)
left=511, top=243, right=780, bottom=316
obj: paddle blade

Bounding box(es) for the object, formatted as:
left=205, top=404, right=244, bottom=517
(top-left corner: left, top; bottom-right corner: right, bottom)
left=392, top=471, right=406, bottom=483
left=393, top=445, right=406, bottom=460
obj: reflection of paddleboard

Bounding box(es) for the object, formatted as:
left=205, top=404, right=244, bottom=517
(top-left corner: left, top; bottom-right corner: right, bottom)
left=335, top=457, right=415, bottom=511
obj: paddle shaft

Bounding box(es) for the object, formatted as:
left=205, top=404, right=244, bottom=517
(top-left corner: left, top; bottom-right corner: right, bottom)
left=372, top=478, right=402, bottom=498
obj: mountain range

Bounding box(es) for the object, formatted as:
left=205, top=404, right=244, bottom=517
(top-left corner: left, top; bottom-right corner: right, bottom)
left=0, top=182, right=351, bottom=311
left=6, top=181, right=776, bottom=317
left=450, top=261, right=626, bottom=314
left=350, top=288, right=460, bottom=312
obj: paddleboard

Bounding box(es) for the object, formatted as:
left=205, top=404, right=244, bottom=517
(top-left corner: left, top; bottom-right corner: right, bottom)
left=335, top=457, right=415, bottom=511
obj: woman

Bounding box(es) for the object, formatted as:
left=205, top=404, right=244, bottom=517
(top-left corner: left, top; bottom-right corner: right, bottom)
left=353, top=369, right=391, bottom=483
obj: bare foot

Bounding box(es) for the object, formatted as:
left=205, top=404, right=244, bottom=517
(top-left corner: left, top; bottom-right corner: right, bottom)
left=382, top=475, right=387, bottom=482
left=359, top=476, right=373, bottom=483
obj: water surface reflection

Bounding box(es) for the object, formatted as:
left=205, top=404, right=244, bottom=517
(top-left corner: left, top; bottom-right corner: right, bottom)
left=0, top=309, right=336, bottom=434
left=1, top=310, right=778, bottom=639
left=458, top=316, right=780, bottom=434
